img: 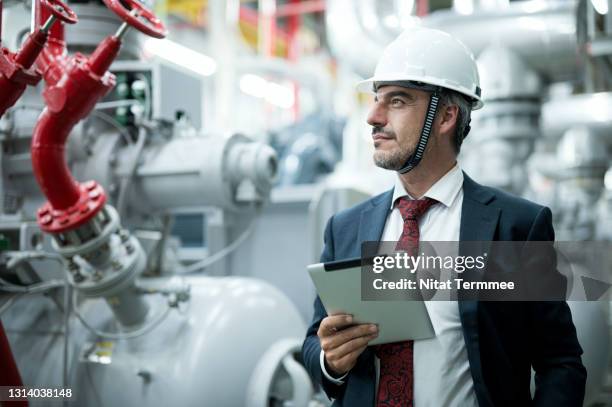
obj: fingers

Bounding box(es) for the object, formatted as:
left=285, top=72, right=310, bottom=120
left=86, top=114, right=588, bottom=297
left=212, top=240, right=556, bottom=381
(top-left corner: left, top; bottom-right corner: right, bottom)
left=318, top=314, right=354, bottom=337
left=321, top=323, right=378, bottom=350
left=323, top=332, right=378, bottom=375
left=329, top=332, right=378, bottom=360
left=332, top=345, right=372, bottom=373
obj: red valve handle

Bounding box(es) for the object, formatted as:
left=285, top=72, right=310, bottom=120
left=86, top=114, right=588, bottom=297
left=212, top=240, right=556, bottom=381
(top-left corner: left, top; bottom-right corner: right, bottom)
left=103, top=0, right=167, bottom=39
left=41, top=0, right=78, bottom=24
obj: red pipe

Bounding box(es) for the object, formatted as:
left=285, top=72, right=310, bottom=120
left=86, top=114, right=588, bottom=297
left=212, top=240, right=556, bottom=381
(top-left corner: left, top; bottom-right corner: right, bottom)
left=34, top=1, right=68, bottom=86
left=0, top=0, right=77, bottom=117
left=274, top=0, right=325, bottom=17
left=0, top=321, right=27, bottom=407
left=0, top=0, right=49, bottom=117
left=416, top=0, right=429, bottom=17
left=32, top=36, right=121, bottom=233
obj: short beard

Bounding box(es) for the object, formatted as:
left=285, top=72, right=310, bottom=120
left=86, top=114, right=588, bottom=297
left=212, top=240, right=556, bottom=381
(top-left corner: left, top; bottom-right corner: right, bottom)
left=372, top=126, right=413, bottom=170
left=373, top=149, right=407, bottom=170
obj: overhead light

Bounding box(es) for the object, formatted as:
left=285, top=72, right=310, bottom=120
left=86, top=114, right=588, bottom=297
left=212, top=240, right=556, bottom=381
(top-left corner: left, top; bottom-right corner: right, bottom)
left=143, top=38, right=217, bottom=76
left=454, top=0, right=474, bottom=15
left=239, top=74, right=295, bottom=109
left=591, top=0, right=609, bottom=14
left=239, top=74, right=268, bottom=98
left=265, top=81, right=294, bottom=109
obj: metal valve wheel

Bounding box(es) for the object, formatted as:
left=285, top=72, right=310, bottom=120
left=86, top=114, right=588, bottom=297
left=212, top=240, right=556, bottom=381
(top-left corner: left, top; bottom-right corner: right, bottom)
left=41, top=0, right=78, bottom=24
left=102, top=0, right=167, bottom=39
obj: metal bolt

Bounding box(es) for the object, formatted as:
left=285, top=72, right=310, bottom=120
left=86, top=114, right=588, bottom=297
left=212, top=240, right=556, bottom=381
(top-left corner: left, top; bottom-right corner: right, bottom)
left=125, top=244, right=134, bottom=255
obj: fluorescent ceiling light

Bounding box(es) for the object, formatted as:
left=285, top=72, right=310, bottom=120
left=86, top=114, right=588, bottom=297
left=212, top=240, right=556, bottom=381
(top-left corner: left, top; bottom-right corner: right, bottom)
left=239, top=74, right=295, bottom=109
left=454, top=0, right=474, bottom=15
left=143, top=38, right=217, bottom=76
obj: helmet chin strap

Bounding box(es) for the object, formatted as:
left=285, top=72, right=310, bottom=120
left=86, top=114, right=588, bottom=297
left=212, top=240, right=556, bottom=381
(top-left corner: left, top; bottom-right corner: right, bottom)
left=397, top=88, right=441, bottom=174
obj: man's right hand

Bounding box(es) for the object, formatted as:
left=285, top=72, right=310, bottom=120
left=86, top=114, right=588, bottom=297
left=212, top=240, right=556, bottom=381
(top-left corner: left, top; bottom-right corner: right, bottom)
left=317, top=314, right=379, bottom=377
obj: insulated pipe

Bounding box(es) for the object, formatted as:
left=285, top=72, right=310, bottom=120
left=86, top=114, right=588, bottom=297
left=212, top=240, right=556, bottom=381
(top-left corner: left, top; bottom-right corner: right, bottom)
left=423, top=2, right=578, bottom=80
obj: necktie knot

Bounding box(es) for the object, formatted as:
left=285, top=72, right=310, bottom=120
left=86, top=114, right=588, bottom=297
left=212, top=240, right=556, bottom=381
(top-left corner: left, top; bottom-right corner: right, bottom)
left=396, top=196, right=438, bottom=221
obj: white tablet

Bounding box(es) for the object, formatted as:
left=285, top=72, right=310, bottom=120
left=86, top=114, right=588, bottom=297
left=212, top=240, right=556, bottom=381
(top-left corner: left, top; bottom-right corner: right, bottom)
left=308, top=258, right=435, bottom=345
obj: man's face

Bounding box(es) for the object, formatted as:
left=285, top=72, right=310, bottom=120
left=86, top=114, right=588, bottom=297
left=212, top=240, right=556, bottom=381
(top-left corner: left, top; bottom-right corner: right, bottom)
left=367, top=85, right=431, bottom=171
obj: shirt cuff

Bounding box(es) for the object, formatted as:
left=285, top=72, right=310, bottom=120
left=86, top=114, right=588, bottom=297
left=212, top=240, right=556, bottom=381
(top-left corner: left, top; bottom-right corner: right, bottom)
left=320, top=349, right=348, bottom=385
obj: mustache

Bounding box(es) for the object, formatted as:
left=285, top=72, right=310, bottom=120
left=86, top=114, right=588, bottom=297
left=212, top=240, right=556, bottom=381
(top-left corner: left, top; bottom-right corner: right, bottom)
left=371, top=126, right=396, bottom=138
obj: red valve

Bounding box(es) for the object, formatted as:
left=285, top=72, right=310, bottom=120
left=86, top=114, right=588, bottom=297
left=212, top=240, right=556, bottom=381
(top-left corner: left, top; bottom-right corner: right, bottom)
left=0, top=0, right=78, bottom=116
left=32, top=0, right=167, bottom=235
left=42, top=0, right=78, bottom=24
left=103, top=0, right=167, bottom=39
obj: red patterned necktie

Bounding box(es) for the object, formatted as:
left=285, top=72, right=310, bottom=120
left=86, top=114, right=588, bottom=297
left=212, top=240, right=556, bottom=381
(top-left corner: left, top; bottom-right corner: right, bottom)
left=376, top=196, right=438, bottom=407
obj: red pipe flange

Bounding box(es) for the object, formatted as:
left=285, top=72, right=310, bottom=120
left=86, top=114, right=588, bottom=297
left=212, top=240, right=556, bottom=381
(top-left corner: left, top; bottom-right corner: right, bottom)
left=36, top=181, right=107, bottom=233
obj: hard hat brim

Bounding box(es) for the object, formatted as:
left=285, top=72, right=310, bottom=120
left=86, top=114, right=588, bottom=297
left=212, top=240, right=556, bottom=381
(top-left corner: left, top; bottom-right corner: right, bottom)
left=356, top=77, right=484, bottom=110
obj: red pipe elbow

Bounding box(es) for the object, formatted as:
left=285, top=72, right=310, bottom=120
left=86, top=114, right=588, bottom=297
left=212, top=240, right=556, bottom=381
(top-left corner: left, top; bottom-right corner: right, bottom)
left=32, top=37, right=121, bottom=233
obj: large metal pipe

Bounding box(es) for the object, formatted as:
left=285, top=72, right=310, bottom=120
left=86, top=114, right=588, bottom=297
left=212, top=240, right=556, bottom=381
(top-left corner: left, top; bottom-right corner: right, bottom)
left=423, top=1, right=578, bottom=81
left=129, top=134, right=278, bottom=212
left=326, top=0, right=577, bottom=81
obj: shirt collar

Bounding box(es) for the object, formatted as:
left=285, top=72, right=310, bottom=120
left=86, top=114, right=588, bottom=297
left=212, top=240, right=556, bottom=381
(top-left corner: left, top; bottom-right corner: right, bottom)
left=391, top=164, right=463, bottom=209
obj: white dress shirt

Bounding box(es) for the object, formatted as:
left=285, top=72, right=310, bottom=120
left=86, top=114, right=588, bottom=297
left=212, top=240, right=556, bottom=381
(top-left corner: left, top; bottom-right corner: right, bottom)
left=320, top=164, right=478, bottom=407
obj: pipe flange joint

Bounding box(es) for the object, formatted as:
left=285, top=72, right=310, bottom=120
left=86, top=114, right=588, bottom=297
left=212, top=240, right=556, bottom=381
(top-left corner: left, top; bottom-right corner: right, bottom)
left=51, top=205, right=120, bottom=258
left=37, top=181, right=107, bottom=233
left=68, top=235, right=145, bottom=298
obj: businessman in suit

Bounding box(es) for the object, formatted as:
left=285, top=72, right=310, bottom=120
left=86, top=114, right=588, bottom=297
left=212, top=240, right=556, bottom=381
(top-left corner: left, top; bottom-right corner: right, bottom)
left=302, top=27, right=586, bottom=407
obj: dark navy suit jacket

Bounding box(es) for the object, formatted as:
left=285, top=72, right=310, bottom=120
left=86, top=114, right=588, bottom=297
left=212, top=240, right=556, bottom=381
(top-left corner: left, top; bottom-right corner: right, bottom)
left=302, top=173, right=586, bottom=406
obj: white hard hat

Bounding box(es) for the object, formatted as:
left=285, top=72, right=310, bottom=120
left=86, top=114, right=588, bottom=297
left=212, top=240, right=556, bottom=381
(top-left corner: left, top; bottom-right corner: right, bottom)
left=358, top=26, right=483, bottom=110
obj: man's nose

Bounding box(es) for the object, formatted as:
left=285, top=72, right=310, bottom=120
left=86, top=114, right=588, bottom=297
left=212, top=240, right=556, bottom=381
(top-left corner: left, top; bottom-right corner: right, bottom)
left=367, top=103, right=387, bottom=128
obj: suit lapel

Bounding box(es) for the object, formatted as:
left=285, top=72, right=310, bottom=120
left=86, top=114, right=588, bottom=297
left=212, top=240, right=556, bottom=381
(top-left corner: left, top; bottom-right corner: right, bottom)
left=358, top=189, right=393, bottom=248
left=458, top=172, right=499, bottom=407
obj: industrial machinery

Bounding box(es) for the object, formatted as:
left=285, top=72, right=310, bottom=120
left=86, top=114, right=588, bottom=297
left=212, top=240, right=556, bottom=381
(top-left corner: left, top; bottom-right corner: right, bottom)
left=0, top=0, right=318, bottom=406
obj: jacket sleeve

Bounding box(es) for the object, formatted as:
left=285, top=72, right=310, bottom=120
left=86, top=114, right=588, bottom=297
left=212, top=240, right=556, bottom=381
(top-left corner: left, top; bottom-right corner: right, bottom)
left=528, top=207, right=587, bottom=407
left=301, top=216, right=348, bottom=401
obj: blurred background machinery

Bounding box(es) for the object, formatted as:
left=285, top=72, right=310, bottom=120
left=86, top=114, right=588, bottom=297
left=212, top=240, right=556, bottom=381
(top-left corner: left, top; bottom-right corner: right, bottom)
left=0, top=0, right=610, bottom=406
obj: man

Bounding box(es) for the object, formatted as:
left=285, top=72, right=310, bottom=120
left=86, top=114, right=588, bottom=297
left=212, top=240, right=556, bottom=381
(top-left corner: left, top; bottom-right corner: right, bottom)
left=301, top=27, right=586, bottom=407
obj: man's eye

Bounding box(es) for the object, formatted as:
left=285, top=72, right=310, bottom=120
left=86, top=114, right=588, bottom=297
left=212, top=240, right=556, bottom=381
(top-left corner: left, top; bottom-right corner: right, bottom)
left=390, top=98, right=405, bottom=106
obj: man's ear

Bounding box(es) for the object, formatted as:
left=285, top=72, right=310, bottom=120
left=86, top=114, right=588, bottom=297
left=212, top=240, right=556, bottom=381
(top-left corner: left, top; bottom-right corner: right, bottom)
left=438, top=104, right=459, bottom=136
